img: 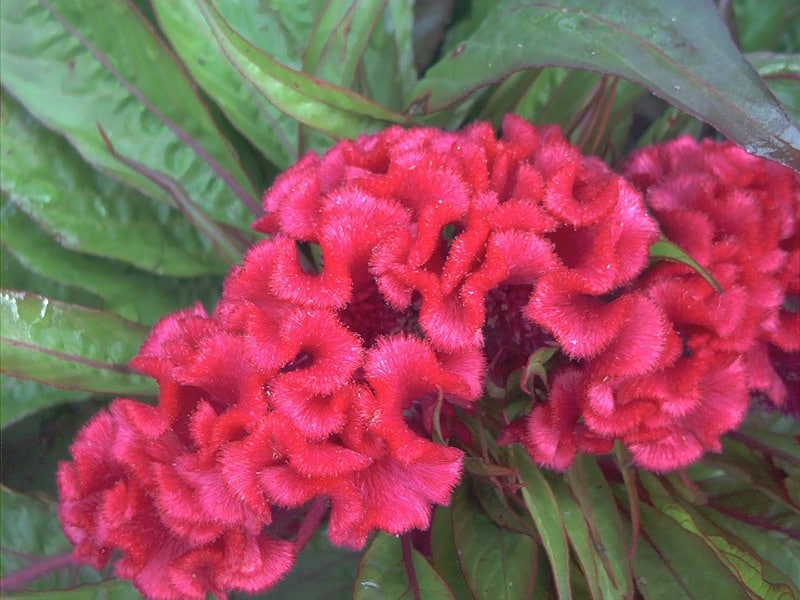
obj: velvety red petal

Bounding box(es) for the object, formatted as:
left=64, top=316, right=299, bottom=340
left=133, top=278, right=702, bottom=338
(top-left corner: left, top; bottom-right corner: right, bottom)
left=524, top=368, right=584, bottom=471
left=527, top=271, right=633, bottom=358
left=275, top=308, right=363, bottom=395
left=329, top=447, right=463, bottom=549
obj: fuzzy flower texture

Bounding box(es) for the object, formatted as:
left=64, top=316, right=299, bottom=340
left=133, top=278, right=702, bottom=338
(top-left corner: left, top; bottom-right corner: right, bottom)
left=58, top=116, right=799, bottom=599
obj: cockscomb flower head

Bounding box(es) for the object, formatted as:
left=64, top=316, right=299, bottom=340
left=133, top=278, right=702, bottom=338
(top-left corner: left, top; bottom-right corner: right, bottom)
left=59, top=115, right=673, bottom=598
left=519, top=136, right=799, bottom=472
left=626, top=136, right=800, bottom=409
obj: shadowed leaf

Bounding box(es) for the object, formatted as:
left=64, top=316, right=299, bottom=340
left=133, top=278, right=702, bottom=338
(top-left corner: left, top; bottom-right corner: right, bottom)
left=354, top=533, right=455, bottom=600
left=407, top=0, right=800, bottom=170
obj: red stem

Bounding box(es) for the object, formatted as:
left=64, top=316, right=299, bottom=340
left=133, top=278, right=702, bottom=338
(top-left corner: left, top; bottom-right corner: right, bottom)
left=0, top=551, right=76, bottom=592
left=401, top=533, right=422, bottom=600
left=294, top=497, right=329, bottom=554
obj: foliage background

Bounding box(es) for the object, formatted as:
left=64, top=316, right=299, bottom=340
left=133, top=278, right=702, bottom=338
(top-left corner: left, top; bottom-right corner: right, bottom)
left=1, top=0, right=799, bottom=598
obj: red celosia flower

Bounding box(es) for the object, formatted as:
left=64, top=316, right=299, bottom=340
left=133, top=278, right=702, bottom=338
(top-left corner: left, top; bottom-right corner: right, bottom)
left=520, top=136, right=799, bottom=473
left=58, top=399, right=296, bottom=600
left=626, top=136, right=800, bottom=407
left=60, top=115, right=669, bottom=597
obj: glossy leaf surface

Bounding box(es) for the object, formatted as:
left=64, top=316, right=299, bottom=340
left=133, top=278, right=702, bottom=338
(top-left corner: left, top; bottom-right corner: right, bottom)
left=354, top=533, right=455, bottom=600
left=408, top=0, right=800, bottom=170
left=451, top=483, right=538, bottom=600
left=0, top=290, right=156, bottom=396
left=0, top=0, right=259, bottom=228
left=1, top=199, right=220, bottom=325
left=195, top=0, right=411, bottom=143
left=0, top=95, right=227, bottom=277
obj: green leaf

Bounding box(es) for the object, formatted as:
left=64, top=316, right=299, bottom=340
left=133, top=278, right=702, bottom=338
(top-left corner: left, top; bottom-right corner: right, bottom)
left=1, top=244, right=103, bottom=310
left=353, top=532, right=455, bottom=600
left=512, top=446, right=573, bottom=600
left=640, top=472, right=797, bottom=598
left=360, top=0, right=417, bottom=110
left=0, top=94, right=227, bottom=278
left=747, top=52, right=800, bottom=125
left=699, top=507, right=800, bottom=589
left=430, top=506, right=477, bottom=600
left=2, top=580, right=141, bottom=600
left=407, top=0, right=800, bottom=171
left=0, top=290, right=157, bottom=396
left=1, top=198, right=221, bottom=325
left=0, top=487, right=138, bottom=596
left=0, top=486, right=72, bottom=590
left=702, top=437, right=800, bottom=516
left=0, top=0, right=259, bottom=229
left=634, top=502, right=749, bottom=600
left=0, top=375, right=91, bottom=430
left=565, top=455, right=634, bottom=598
left=546, top=476, right=613, bottom=600
left=263, top=526, right=360, bottom=600
left=152, top=0, right=311, bottom=170
left=734, top=0, right=799, bottom=53
left=451, top=480, right=538, bottom=600
left=649, top=238, right=722, bottom=293
left=195, top=0, right=412, bottom=142
left=303, top=0, right=387, bottom=90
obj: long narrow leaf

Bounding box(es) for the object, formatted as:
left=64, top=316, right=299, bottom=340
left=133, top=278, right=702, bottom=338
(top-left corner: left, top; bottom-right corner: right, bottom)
left=0, top=0, right=259, bottom=227
left=195, top=0, right=411, bottom=141
left=0, top=290, right=156, bottom=396
left=153, top=0, right=305, bottom=169
left=512, top=446, right=573, bottom=600
left=407, top=0, right=800, bottom=170
left=1, top=198, right=220, bottom=325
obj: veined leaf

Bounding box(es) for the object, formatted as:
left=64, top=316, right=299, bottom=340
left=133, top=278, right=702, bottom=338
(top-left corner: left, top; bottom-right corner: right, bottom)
left=0, top=0, right=259, bottom=228
left=0, top=486, right=70, bottom=576
left=451, top=483, right=538, bottom=600
left=1, top=198, right=220, bottom=325
left=195, top=0, right=412, bottom=142
left=0, top=486, right=71, bottom=590
left=512, top=446, right=573, bottom=600
left=634, top=502, right=748, bottom=599
left=430, top=506, right=474, bottom=600
left=0, top=290, right=156, bottom=396
left=0, top=375, right=91, bottom=430
left=152, top=0, right=317, bottom=170
left=303, top=0, right=387, bottom=90
left=360, top=0, right=417, bottom=110
left=407, top=0, right=800, bottom=171
left=0, top=94, right=227, bottom=277
left=354, top=532, right=455, bottom=600
left=1, top=243, right=103, bottom=310
left=0, top=487, right=128, bottom=594
left=547, top=475, right=616, bottom=600
left=699, top=506, right=800, bottom=589
left=640, top=472, right=797, bottom=598
left=566, top=455, right=634, bottom=598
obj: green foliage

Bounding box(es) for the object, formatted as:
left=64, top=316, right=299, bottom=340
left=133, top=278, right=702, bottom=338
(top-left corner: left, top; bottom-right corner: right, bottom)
left=1, top=0, right=797, bottom=597
left=355, top=533, right=455, bottom=600
left=0, top=290, right=157, bottom=396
